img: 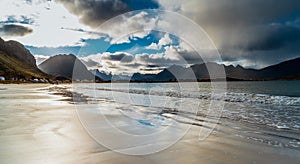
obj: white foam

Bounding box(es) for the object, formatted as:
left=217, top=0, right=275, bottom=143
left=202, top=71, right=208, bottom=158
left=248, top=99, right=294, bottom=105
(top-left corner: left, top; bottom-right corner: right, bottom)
left=89, top=87, right=300, bottom=106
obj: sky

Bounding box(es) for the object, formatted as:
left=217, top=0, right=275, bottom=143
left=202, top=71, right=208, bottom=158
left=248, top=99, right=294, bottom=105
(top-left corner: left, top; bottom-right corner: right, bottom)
left=1, top=0, right=300, bottom=74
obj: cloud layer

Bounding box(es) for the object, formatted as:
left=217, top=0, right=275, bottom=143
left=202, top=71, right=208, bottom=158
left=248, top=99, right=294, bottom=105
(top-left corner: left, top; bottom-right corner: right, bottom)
left=0, top=24, right=33, bottom=37
left=158, top=0, right=300, bottom=67
left=4, top=0, right=300, bottom=70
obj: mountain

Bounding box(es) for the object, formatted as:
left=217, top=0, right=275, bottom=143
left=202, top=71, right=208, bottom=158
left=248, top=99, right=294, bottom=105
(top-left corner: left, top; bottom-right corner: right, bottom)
left=90, top=69, right=112, bottom=81
left=256, top=58, right=300, bottom=80
left=224, top=65, right=258, bottom=80
left=39, top=54, right=101, bottom=81
left=153, top=65, right=188, bottom=82
left=0, top=37, right=49, bottom=80
left=223, top=58, right=300, bottom=80
left=131, top=73, right=157, bottom=82
left=153, top=63, right=223, bottom=82
left=152, top=57, right=300, bottom=81
left=112, top=75, right=131, bottom=81
left=91, top=69, right=134, bottom=82
left=192, top=62, right=258, bottom=80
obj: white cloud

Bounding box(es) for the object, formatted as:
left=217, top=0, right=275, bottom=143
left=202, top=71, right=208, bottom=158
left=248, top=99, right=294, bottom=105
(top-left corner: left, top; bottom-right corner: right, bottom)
left=146, top=42, right=160, bottom=50
left=80, top=51, right=175, bottom=75
left=80, top=40, right=207, bottom=75
left=34, top=54, right=49, bottom=65
left=80, top=52, right=138, bottom=74
left=98, top=11, right=157, bottom=44
left=0, top=1, right=157, bottom=47
left=146, top=33, right=173, bottom=50
left=158, top=33, right=173, bottom=47
left=80, top=53, right=103, bottom=69
left=0, top=0, right=95, bottom=47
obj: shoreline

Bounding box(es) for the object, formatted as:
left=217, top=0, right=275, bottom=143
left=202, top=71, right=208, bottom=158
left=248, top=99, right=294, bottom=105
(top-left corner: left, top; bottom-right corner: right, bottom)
left=1, top=79, right=300, bottom=85
left=0, top=84, right=299, bottom=163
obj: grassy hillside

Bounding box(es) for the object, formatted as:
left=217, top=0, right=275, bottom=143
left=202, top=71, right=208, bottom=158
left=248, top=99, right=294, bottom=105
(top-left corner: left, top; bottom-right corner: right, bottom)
left=0, top=37, right=51, bottom=81
left=0, top=50, right=49, bottom=80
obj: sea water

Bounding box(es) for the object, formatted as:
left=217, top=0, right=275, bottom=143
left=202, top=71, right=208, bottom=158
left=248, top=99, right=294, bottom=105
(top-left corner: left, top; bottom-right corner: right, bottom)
left=70, top=81, right=300, bottom=149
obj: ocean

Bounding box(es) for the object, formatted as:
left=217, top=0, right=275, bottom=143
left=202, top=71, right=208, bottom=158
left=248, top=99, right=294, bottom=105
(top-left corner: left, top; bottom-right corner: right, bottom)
left=70, top=81, right=300, bottom=152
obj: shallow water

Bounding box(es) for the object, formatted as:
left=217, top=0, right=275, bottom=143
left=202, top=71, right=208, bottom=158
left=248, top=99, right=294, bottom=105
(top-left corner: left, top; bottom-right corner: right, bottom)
left=70, top=81, right=300, bottom=150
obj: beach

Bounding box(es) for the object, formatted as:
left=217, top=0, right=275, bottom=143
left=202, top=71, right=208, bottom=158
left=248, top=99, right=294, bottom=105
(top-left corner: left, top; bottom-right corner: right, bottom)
left=0, top=84, right=299, bottom=163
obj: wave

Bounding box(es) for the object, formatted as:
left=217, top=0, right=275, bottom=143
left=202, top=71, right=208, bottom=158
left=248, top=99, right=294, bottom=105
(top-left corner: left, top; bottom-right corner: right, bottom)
left=88, top=87, right=300, bottom=106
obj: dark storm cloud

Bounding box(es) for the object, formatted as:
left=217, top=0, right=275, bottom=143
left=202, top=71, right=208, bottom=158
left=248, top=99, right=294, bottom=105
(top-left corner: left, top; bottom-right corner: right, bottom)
left=190, top=0, right=300, bottom=26
left=56, top=0, right=131, bottom=28
left=146, top=64, right=160, bottom=68
left=136, top=54, right=170, bottom=65
left=139, top=67, right=163, bottom=72
left=56, top=0, right=159, bottom=28
left=219, top=36, right=300, bottom=68
left=183, top=0, right=300, bottom=48
left=135, top=51, right=204, bottom=66
left=169, top=0, right=300, bottom=67
left=102, top=52, right=134, bottom=63
left=56, top=0, right=158, bottom=28
left=243, top=25, right=300, bottom=51
left=136, top=53, right=189, bottom=66
left=0, top=24, right=33, bottom=37
left=177, top=51, right=204, bottom=64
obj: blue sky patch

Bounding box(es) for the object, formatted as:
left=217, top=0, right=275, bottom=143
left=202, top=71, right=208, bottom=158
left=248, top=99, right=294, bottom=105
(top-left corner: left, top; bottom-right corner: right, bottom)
left=122, top=0, right=159, bottom=10
left=27, top=30, right=180, bottom=57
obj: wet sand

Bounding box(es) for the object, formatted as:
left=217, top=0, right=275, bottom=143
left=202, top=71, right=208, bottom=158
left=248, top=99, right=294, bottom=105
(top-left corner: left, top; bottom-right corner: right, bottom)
left=0, top=84, right=299, bottom=163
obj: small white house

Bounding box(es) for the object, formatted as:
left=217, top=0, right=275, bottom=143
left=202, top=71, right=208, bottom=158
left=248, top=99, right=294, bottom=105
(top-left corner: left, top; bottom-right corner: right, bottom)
left=0, top=76, right=5, bottom=81
left=31, top=79, right=39, bottom=83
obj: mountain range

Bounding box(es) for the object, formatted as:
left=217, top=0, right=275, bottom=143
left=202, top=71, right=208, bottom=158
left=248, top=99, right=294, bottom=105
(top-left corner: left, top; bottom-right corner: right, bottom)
left=0, top=37, right=299, bottom=82
left=131, top=58, right=300, bottom=82
left=86, top=57, right=300, bottom=82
